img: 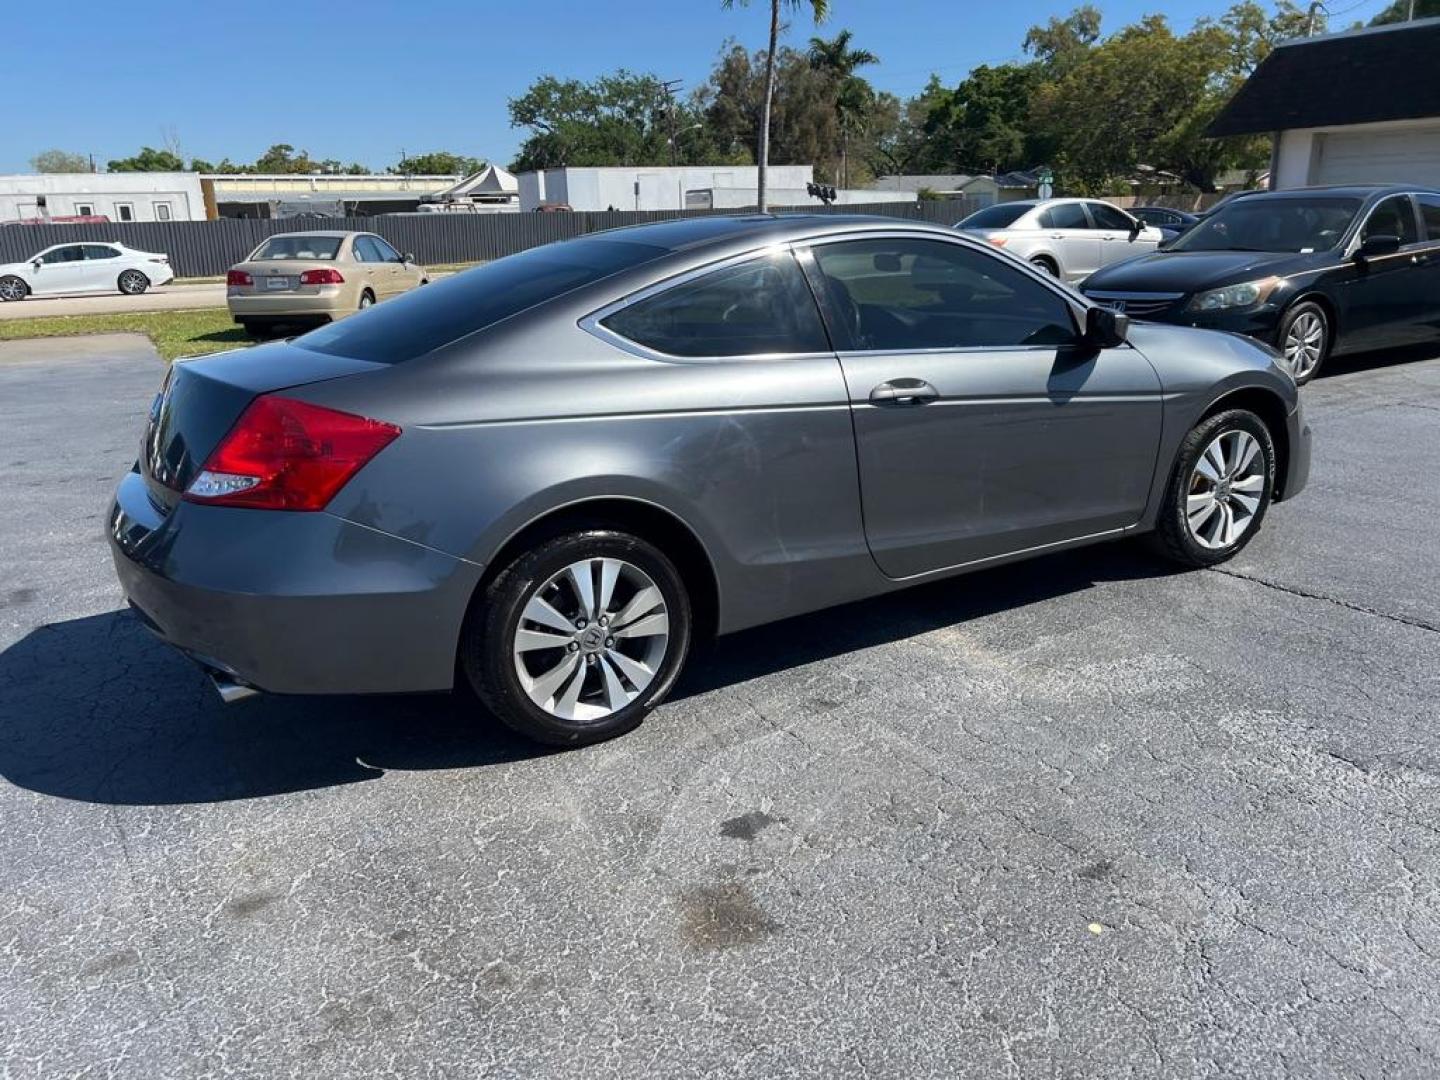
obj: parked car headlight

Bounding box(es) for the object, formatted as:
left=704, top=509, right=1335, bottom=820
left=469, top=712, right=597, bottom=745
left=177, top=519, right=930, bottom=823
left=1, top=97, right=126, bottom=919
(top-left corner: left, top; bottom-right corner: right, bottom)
left=1187, top=277, right=1283, bottom=312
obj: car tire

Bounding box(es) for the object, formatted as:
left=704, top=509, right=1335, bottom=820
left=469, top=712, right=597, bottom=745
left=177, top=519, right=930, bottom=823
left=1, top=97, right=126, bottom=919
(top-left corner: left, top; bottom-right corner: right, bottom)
left=1277, top=299, right=1330, bottom=385
left=1029, top=256, right=1060, bottom=277
left=1151, top=408, right=1276, bottom=568
left=0, top=275, right=28, bottom=302
left=118, top=269, right=149, bottom=295
left=461, top=529, right=692, bottom=747
left=358, top=289, right=375, bottom=310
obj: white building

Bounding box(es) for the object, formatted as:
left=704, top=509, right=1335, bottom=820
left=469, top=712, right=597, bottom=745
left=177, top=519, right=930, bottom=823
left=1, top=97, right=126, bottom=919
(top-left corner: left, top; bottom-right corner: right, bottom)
left=517, top=165, right=905, bottom=212
left=1208, top=19, right=1440, bottom=189
left=0, top=172, right=206, bottom=223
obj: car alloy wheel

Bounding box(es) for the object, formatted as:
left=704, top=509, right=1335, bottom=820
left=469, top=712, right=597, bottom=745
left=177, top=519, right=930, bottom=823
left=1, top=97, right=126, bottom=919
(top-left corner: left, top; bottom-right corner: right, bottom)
left=359, top=291, right=374, bottom=309
left=1282, top=307, right=1326, bottom=382
left=0, top=276, right=26, bottom=301
left=512, top=557, right=669, bottom=723
left=1186, top=429, right=1266, bottom=550
left=118, top=269, right=148, bottom=295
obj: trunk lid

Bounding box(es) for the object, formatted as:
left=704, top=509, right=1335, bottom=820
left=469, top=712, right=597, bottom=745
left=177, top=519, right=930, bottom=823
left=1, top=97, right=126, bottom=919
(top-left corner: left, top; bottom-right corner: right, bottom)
left=141, top=340, right=386, bottom=508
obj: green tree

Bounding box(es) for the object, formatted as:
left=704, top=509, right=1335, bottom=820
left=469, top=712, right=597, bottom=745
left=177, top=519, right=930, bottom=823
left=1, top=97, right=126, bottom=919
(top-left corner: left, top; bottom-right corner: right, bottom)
left=700, top=43, right=843, bottom=187
left=188, top=158, right=215, bottom=173
left=919, top=64, right=1050, bottom=174
left=807, top=29, right=879, bottom=187
left=252, top=144, right=313, bottom=173
left=1371, top=0, right=1440, bottom=22
left=1024, top=5, right=1102, bottom=75
left=30, top=149, right=90, bottom=173
left=106, top=147, right=185, bottom=172
left=722, top=0, right=830, bottom=211
left=391, top=151, right=486, bottom=175
left=510, top=70, right=723, bottom=172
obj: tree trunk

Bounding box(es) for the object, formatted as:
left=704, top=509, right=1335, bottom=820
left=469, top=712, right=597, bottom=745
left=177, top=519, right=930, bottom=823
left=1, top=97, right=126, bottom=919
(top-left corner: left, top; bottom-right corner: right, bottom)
left=757, top=0, right=779, bottom=213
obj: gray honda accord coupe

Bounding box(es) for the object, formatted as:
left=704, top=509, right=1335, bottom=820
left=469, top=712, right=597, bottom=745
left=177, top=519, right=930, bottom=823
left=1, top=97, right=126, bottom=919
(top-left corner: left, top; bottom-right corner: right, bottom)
left=110, top=215, right=1310, bottom=745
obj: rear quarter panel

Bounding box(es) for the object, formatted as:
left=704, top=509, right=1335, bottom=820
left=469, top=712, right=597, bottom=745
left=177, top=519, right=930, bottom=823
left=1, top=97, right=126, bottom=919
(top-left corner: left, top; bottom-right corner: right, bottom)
left=299, top=315, right=883, bottom=634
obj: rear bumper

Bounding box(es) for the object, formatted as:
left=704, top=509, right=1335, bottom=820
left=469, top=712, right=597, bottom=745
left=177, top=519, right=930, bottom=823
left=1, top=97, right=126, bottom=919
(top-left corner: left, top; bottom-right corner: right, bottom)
left=227, top=287, right=347, bottom=319
left=108, top=469, right=484, bottom=695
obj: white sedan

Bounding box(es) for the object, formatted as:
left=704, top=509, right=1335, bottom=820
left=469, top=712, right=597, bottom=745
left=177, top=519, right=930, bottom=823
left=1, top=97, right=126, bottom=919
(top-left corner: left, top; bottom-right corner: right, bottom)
left=956, top=199, right=1165, bottom=284
left=0, top=242, right=174, bottom=301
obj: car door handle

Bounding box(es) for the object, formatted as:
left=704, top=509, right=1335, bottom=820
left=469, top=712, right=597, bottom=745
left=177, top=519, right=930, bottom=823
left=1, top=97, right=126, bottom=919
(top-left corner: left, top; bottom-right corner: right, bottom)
left=869, top=379, right=938, bottom=405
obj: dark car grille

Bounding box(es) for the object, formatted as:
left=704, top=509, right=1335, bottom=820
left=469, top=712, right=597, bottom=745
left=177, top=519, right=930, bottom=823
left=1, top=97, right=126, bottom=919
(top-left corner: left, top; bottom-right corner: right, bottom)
left=1083, top=291, right=1186, bottom=320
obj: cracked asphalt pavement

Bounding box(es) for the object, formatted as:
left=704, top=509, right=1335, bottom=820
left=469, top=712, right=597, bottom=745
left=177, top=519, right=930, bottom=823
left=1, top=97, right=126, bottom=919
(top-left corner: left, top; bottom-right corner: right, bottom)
left=2, top=333, right=1438, bottom=1078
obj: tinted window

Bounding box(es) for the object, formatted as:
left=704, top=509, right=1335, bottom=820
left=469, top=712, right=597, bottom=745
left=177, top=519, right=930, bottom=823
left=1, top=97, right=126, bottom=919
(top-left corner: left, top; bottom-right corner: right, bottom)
left=600, top=252, right=827, bottom=358
left=371, top=236, right=402, bottom=262
left=958, top=203, right=1032, bottom=229
left=1135, top=208, right=1176, bottom=225
left=811, top=238, right=1076, bottom=352
left=1363, top=195, right=1418, bottom=245
left=83, top=244, right=119, bottom=260
left=299, top=236, right=668, bottom=364
left=1170, top=196, right=1360, bottom=253
left=1421, top=194, right=1440, bottom=241
left=1040, top=203, right=1088, bottom=229
left=251, top=235, right=343, bottom=261
left=1088, top=202, right=1135, bottom=231
left=41, top=246, right=84, bottom=264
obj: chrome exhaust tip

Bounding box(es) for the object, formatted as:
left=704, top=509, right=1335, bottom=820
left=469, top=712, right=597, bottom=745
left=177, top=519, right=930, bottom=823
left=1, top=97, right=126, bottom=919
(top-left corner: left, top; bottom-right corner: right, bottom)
left=208, top=671, right=260, bottom=704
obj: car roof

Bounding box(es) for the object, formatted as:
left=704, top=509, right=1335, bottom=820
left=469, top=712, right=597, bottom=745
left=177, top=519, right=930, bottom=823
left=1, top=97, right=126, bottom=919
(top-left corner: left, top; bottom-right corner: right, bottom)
left=1238, top=184, right=1438, bottom=199
left=580, top=213, right=964, bottom=253
left=263, top=230, right=357, bottom=240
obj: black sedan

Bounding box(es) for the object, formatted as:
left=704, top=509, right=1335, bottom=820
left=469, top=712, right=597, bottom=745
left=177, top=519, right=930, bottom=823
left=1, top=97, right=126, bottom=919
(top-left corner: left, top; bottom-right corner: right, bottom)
left=1082, top=185, right=1440, bottom=383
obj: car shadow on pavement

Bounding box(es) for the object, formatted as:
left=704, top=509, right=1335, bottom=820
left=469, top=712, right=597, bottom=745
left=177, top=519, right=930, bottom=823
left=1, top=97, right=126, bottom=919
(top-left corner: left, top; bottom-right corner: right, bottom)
left=1320, top=341, right=1440, bottom=380
left=0, top=544, right=1177, bottom=807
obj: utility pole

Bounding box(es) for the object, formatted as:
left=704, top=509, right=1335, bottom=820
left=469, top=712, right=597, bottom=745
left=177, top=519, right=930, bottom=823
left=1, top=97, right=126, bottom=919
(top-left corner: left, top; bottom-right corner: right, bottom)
left=1407, top=0, right=1416, bottom=19
left=1305, top=1, right=1325, bottom=36
left=660, top=79, right=683, bottom=167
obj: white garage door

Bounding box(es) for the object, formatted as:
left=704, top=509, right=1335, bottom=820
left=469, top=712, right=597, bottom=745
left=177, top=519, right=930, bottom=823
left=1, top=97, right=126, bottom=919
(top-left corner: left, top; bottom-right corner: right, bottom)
left=1313, top=126, right=1440, bottom=187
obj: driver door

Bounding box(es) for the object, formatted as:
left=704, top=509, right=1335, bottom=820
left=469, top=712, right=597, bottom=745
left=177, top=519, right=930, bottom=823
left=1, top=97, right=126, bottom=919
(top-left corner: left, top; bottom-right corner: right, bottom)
left=802, top=235, right=1164, bottom=579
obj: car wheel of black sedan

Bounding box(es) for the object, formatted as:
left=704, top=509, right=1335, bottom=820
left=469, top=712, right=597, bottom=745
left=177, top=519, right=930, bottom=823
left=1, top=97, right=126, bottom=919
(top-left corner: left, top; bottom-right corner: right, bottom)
left=1152, top=408, right=1275, bottom=568
left=462, top=529, right=692, bottom=746
left=1278, top=300, right=1330, bottom=385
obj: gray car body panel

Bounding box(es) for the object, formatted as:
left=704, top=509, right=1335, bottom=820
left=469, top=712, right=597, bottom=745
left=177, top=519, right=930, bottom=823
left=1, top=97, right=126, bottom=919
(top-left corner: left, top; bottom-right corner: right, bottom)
left=110, top=214, right=1308, bottom=692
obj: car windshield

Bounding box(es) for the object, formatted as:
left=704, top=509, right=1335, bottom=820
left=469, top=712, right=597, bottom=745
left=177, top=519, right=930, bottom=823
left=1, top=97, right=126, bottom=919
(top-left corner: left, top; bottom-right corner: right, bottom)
left=958, top=204, right=1031, bottom=229
left=251, top=235, right=343, bottom=261
left=1168, top=197, right=1361, bottom=253
left=297, top=236, right=669, bottom=364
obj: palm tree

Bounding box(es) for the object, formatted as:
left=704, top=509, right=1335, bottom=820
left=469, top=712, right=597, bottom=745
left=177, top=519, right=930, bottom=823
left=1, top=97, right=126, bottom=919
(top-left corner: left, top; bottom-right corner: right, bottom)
left=723, top=0, right=830, bottom=212
left=807, top=29, right=879, bottom=188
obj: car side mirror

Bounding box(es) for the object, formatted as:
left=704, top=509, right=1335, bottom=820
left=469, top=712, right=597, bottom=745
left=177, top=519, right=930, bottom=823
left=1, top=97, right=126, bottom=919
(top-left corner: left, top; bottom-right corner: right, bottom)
left=1084, top=305, right=1129, bottom=348
left=32, top=259, right=41, bottom=269
left=1128, top=221, right=1143, bottom=240
left=1356, top=234, right=1400, bottom=260
left=402, top=252, right=415, bottom=264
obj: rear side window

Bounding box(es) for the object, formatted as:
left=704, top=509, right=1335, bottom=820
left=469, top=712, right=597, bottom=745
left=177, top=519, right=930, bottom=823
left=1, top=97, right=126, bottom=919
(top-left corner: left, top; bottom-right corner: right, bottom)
left=1421, top=194, right=1440, bottom=241
left=252, top=235, right=343, bottom=261
left=600, top=252, right=828, bottom=358
left=299, top=236, right=669, bottom=364
left=958, top=204, right=1031, bottom=229
left=1040, top=203, right=1088, bottom=229
left=83, top=244, right=120, bottom=260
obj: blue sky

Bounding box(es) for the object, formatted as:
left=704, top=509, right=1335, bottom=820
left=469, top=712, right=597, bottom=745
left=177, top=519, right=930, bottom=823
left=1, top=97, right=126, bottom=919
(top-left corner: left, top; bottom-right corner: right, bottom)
left=7, top=0, right=1240, bottom=175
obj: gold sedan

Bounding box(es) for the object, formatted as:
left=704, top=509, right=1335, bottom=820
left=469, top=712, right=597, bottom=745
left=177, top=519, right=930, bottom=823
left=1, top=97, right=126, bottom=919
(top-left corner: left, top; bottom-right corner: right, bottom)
left=226, top=231, right=428, bottom=338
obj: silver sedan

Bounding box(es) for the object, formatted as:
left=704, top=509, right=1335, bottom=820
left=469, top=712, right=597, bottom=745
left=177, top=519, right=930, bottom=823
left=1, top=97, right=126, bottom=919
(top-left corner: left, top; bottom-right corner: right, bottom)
left=957, top=198, right=1166, bottom=283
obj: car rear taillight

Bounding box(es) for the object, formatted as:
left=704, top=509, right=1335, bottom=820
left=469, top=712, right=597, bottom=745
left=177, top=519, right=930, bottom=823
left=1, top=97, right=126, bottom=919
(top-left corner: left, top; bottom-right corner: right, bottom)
left=299, top=268, right=345, bottom=285
left=227, top=269, right=252, bottom=286
left=183, top=395, right=401, bottom=511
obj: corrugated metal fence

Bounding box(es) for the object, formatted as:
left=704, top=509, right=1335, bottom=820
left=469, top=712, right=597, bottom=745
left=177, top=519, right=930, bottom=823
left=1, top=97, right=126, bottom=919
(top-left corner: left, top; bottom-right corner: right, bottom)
left=0, top=199, right=976, bottom=279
